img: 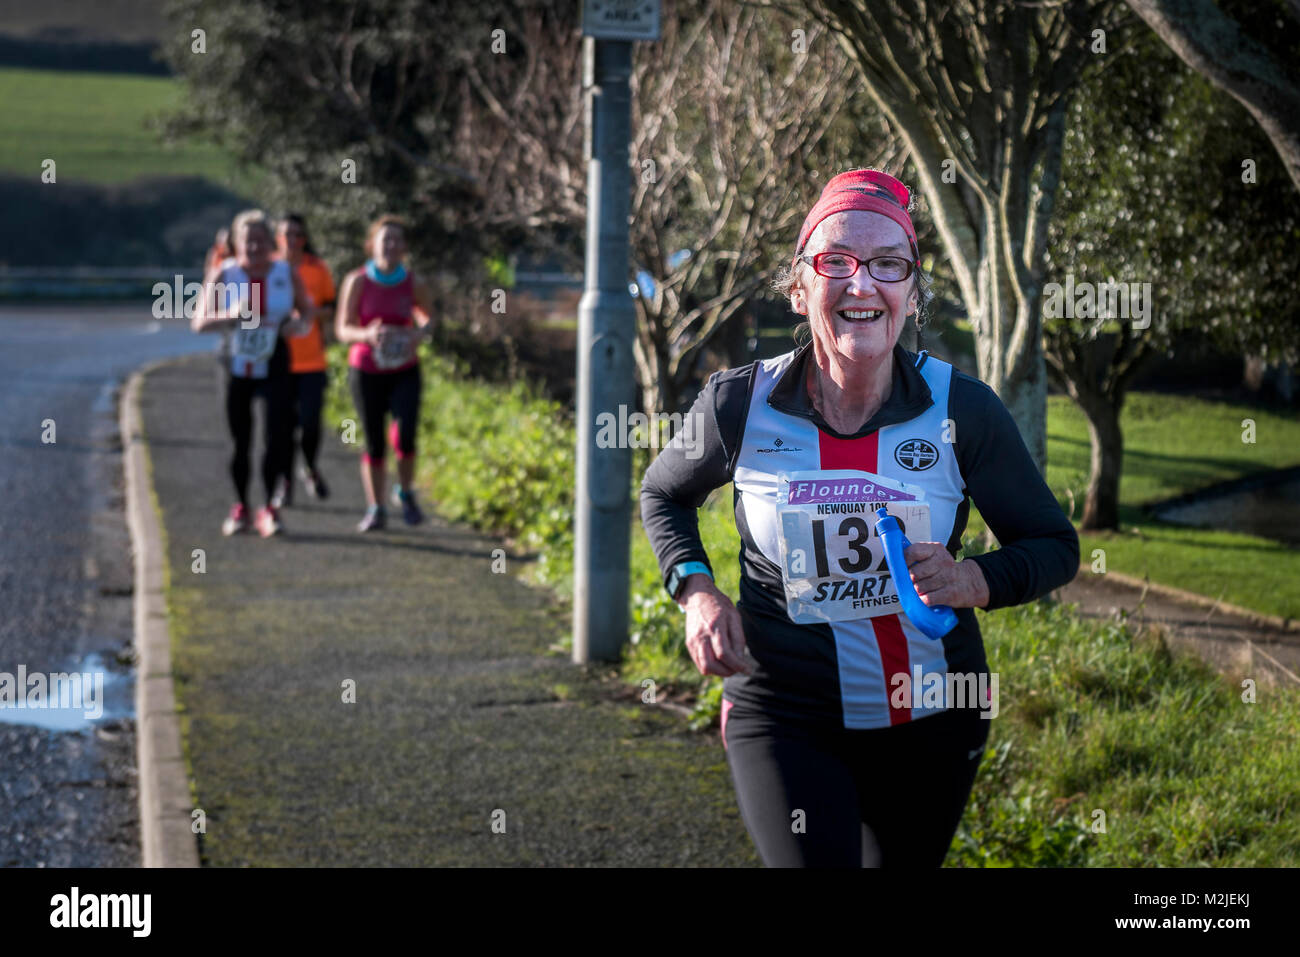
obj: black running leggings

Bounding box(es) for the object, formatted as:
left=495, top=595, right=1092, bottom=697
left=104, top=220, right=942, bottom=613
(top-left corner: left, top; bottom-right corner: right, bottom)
left=348, top=364, right=421, bottom=464
left=722, top=702, right=989, bottom=867
left=285, top=370, right=327, bottom=477
left=225, top=368, right=293, bottom=507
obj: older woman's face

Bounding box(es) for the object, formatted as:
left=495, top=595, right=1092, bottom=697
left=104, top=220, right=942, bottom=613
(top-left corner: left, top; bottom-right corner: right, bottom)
left=792, top=210, right=917, bottom=368
left=234, top=222, right=274, bottom=274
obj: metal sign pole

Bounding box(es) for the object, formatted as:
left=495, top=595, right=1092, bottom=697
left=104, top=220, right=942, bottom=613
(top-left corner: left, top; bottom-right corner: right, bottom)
left=574, top=0, right=660, bottom=665
left=574, top=36, right=636, bottom=664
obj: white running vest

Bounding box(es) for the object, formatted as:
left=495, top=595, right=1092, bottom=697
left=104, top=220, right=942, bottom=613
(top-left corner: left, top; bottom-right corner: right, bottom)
left=733, top=350, right=967, bottom=728
left=216, top=258, right=294, bottom=379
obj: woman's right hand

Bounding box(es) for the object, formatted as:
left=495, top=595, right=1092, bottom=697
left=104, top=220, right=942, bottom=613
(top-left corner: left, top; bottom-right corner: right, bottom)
left=679, top=577, right=753, bottom=677
left=366, top=322, right=386, bottom=347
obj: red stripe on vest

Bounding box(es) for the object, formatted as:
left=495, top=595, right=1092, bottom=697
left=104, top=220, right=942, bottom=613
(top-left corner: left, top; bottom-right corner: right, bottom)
left=815, top=429, right=877, bottom=471
left=816, top=427, right=912, bottom=724
left=870, top=614, right=912, bottom=725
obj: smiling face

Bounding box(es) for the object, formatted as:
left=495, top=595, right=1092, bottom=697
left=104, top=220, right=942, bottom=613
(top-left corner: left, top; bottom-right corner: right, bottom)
left=790, top=210, right=917, bottom=369
left=234, top=221, right=274, bottom=276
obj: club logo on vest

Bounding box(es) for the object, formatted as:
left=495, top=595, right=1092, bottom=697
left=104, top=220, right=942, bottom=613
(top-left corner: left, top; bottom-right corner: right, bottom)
left=894, top=438, right=939, bottom=471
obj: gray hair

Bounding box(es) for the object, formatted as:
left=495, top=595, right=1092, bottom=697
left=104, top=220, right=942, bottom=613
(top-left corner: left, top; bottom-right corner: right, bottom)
left=230, top=208, right=273, bottom=244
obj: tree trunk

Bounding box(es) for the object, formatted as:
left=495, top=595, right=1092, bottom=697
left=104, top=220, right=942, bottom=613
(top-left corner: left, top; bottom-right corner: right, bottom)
left=1044, top=327, right=1151, bottom=533
left=633, top=302, right=669, bottom=416
left=1243, top=352, right=1266, bottom=392
left=635, top=342, right=682, bottom=417
left=1078, top=393, right=1123, bottom=531
left=970, top=267, right=1050, bottom=477
left=637, top=369, right=665, bottom=419
left=993, top=353, right=1050, bottom=479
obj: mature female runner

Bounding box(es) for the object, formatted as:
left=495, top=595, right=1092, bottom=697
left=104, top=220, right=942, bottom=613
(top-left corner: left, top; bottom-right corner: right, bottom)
left=334, top=215, right=436, bottom=532
left=272, top=213, right=336, bottom=507
left=193, top=209, right=314, bottom=538
left=641, top=169, right=1079, bottom=867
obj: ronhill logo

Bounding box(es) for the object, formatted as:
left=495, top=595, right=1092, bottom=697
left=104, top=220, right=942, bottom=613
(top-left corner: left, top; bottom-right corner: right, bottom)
left=894, top=439, right=938, bottom=471
left=756, top=436, right=805, bottom=454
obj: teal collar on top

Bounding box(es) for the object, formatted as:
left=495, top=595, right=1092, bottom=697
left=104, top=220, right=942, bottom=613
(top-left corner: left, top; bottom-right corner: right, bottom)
left=365, top=260, right=408, bottom=285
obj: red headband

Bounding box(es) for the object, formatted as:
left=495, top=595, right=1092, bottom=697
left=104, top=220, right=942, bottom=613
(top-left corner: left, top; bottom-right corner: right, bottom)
left=795, top=169, right=918, bottom=261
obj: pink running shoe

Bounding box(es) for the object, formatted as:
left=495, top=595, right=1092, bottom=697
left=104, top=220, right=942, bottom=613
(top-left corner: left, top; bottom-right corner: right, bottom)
left=222, top=503, right=249, bottom=536
left=255, top=505, right=283, bottom=538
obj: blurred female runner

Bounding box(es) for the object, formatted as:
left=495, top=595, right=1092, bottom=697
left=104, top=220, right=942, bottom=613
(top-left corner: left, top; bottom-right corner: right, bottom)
left=272, top=213, right=336, bottom=507
left=193, top=209, right=314, bottom=537
left=334, top=215, right=435, bottom=532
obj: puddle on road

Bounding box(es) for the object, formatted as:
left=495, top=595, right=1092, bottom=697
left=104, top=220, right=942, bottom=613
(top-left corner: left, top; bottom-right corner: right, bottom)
left=0, top=652, right=133, bottom=733
left=91, top=378, right=118, bottom=415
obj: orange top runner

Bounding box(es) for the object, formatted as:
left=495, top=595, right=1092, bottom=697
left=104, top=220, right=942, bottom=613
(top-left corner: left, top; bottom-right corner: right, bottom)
left=285, top=253, right=336, bottom=373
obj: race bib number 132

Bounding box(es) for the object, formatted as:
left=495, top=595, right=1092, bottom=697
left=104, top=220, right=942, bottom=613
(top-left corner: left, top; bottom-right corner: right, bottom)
left=775, top=469, right=931, bottom=625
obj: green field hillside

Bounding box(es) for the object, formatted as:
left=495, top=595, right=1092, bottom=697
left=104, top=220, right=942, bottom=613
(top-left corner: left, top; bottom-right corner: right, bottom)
left=0, top=66, right=255, bottom=269
left=0, top=67, right=248, bottom=186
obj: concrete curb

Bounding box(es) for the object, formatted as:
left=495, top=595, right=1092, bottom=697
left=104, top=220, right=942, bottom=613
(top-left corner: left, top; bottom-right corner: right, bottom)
left=122, top=362, right=200, bottom=868
left=1087, top=568, right=1300, bottom=635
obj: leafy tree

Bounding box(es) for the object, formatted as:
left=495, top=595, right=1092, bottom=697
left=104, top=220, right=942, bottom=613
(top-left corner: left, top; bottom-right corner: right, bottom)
left=1125, top=0, right=1300, bottom=192
left=1044, top=29, right=1300, bottom=529
left=159, top=0, right=554, bottom=277
left=162, top=0, right=906, bottom=412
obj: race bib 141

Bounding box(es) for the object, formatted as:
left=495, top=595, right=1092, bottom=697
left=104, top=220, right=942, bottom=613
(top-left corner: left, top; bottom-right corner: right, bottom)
left=775, top=469, right=931, bottom=625
left=231, top=325, right=277, bottom=363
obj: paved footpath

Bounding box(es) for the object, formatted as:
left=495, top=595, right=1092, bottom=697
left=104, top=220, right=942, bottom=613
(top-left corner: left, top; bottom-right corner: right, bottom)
left=140, top=355, right=756, bottom=866
left=1059, top=568, right=1300, bottom=687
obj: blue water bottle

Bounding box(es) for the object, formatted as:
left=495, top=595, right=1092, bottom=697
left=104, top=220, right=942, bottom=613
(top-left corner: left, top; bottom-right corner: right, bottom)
left=873, top=507, right=958, bottom=640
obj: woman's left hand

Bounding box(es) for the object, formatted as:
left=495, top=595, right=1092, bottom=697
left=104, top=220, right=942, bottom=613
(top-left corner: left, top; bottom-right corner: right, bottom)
left=903, top=542, right=990, bottom=609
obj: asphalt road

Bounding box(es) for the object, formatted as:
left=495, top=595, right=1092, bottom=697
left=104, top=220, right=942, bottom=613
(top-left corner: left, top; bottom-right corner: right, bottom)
left=0, top=303, right=205, bottom=867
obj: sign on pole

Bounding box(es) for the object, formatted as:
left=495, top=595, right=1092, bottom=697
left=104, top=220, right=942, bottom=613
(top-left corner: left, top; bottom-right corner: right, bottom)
left=582, top=0, right=661, bottom=41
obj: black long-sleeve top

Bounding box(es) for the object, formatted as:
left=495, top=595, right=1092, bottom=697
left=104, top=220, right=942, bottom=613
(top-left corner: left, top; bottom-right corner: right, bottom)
left=640, top=342, right=1079, bottom=729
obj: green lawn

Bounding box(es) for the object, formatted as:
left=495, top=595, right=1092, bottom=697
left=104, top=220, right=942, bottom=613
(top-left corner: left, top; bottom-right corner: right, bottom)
left=1047, top=392, right=1298, bottom=506
left=0, top=67, right=250, bottom=187
left=965, top=392, right=1300, bottom=619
